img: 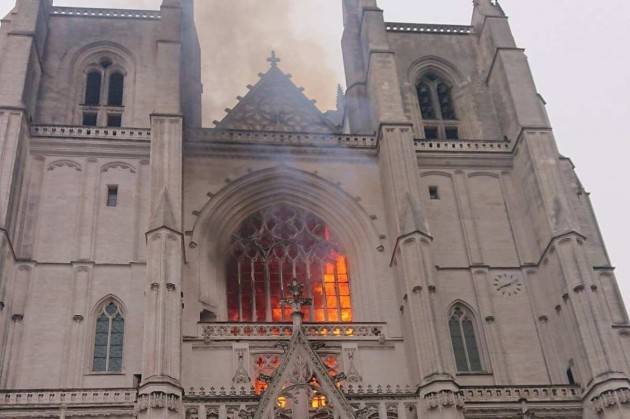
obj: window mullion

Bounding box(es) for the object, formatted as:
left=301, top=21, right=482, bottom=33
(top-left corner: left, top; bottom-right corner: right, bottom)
left=264, top=258, right=272, bottom=322
left=105, top=316, right=113, bottom=372
left=460, top=320, right=472, bottom=372
left=237, top=260, right=243, bottom=322
left=250, top=259, right=256, bottom=322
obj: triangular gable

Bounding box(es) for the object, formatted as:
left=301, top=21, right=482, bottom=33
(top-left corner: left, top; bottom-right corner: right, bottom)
left=216, top=61, right=338, bottom=134
left=254, top=329, right=356, bottom=419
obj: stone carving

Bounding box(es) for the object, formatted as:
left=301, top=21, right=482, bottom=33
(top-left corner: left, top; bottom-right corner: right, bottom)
left=343, top=347, right=362, bottom=384
left=424, top=390, right=465, bottom=411
left=591, top=388, right=630, bottom=414
left=232, top=349, right=251, bottom=385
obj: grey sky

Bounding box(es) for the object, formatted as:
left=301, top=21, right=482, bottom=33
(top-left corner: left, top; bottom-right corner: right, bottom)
left=2, top=0, right=628, bottom=308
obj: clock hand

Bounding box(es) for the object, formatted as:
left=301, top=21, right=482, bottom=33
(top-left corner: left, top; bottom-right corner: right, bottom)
left=497, top=280, right=518, bottom=291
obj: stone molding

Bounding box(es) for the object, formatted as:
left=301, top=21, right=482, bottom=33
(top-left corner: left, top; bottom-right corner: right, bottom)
left=590, top=388, right=630, bottom=414
left=51, top=6, right=161, bottom=20
left=385, top=22, right=473, bottom=35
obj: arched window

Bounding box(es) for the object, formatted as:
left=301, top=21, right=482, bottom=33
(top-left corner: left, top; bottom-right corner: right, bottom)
left=79, top=56, right=126, bottom=127
left=93, top=301, right=124, bottom=372
left=84, top=71, right=102, bottom=106
left=449, top=305, right=482, bottom=372
left=226, top=204, right=352, bottom=323
left=417, top=73, right=459, bottom=140
left=107, top=72, right=124, bottom=106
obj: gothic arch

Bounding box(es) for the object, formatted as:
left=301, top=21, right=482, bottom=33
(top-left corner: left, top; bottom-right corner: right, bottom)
left=85, top=295, right=128, bottom=373
left=408, top=56, right=464, bottom=88
left=65, top=41, right=136, bottom=125
left=446, top=300, right=490, bottom=374
left=100, top=161, right=137, bottom=174
left=189, top=166, right=384, bottom=322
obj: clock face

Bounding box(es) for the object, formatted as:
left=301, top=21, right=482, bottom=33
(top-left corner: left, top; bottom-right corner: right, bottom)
left=492, top=273, right=523, bottom=296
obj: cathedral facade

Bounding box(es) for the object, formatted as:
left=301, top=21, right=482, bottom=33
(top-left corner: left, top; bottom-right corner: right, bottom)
left=0, top=0, right=628, bottom=418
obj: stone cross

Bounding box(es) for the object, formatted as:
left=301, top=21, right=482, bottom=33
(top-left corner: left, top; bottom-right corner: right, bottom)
left=282, top=279, right=312, bottom=329
left=267, top=50, right=281, bottom=67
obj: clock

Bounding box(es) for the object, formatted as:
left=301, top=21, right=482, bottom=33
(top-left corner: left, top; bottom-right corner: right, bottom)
left=492, top=273, right=523, bottom=296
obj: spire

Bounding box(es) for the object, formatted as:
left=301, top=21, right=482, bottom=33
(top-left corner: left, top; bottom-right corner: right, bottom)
left=473, top=0, right=506, bottom=17
left=336, top=84, right=345, bottom=112
left=148, top=187, right=177, bottom=232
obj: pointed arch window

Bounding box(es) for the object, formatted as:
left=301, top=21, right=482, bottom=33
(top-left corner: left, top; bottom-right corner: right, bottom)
left=85, top=71, right=102, bottom=106
left=93, top=301, right=124, bottom=372
left=107, top=72, right=125, bottom=107
left=449, top=305, right=483, bottom=372
left=226, top=204, right=353, bottom=323
left=417, top=73, right=459, bottom=140
left=79, top=56, right=125, bottom=127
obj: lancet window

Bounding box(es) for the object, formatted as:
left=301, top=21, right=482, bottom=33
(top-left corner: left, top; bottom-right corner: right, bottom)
left=417, top=72, right=459, bottom=140
left=80, top=56, right=125, bottom=127
left=449, top=305, right=482, bottom=372
left=226, top=204, right=352, bottom=323
left=92, top=301, right=124, bottom=372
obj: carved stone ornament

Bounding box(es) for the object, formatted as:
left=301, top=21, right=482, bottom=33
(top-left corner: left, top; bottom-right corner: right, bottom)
left=591, top=388, right=630, bottom=413
left=232, top=349, right=251, bottom=385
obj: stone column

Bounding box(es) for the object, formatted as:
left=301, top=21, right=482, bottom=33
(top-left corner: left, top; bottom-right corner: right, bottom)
left=346, top=0, right=449, bottom=387
left=1, top=263, right=33, bottom=388
left=137, top=0, right=185, bottom=417
left=77, top=158, right=99, bottom=261
left=63, top=262, right=93, bottom=387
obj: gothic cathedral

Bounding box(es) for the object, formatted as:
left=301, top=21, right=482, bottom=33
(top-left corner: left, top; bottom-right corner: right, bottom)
left=0, top=0, right=628, bottom=418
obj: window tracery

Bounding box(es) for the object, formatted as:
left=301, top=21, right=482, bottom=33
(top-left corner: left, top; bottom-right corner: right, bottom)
left=226, top=204, right=352, bottom=323
left=80, top=56, right=125, bottom=127
left=417, top=73, right=459, bottom=140
left=449, top=305, right=482, bottom=373
left=92, top=301, right=124, bottom=372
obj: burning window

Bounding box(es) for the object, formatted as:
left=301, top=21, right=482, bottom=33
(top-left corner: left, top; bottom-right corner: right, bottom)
left=226, top=204, right=352, bottom=323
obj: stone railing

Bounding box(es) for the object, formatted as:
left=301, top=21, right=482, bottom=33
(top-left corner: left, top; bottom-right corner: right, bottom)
left=31, top=125, right=151, bottom=142
left=198, top=322, right=387, bottom=342
left=414, top=138, right=513, bottom=153
left=186, top=129, right=378, bottom=150
left=0, top=388, right=137, bottom=406
left=462, top=385, right=581, bottom=403
left=51, top=6, right=161, bottom=20
left=385, top=22, right=474, bottom=35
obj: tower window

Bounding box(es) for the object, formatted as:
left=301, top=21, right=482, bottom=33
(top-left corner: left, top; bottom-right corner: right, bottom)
left=82, top=112, right=98, bottom=127
left=93, top=301, right=124, bottom=372
left=107, top=114, right=122, bottom=127
left=85, top=71, right=102, bottom=106
left=449, top=305, right=483, bottom=372
left=79, top=57, right=126, bottom=127
left=429, top=186, right=440, bottom=200
left=226, top=204, right=353, bottom=323
left=108, top=72, right=124, bottom=107
left=417, top=72, right=459, bottom=140
left=106, top=185, right=118, bottom=207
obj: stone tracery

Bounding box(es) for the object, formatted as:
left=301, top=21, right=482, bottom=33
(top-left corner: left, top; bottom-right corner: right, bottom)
left=226, top=204, right=353, bottom=323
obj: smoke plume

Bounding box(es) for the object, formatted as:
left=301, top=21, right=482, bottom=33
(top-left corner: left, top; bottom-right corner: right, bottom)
left=193, top=0, right=344, bottom=125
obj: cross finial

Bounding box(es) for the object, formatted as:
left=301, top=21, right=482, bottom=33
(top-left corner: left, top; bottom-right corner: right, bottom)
left=267, top=50, right=281, bottom=67
left=282, top=279, right=312, bottom=330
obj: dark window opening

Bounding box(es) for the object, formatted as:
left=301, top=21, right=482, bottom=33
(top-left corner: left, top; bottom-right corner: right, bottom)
left=85, top=71, right=102, bottom=106
left=106, top=185, right=118, bottom=207
left=449, top=305, right=483, bottom=373
left=445, top=127, right=459, bottom=140
left=425, top=127, right=439, bottom=140
left=107, top=114, right=122, bottom=127
left=82, top=112, right=98, bottom=127
left=567, top=367, right=576, bottom=385
left=108, top=73, right=124, bottom=106
left=429, top=186, right=440, bottom=200
left=417, top=82, right=435, bottom=120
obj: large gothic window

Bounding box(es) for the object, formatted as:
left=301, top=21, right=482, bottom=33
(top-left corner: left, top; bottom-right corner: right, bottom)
left=449, top=305, right=482, bottom=372
left=93, top=301, right=125, bottom=372
left=417, top=73, right=459, bottom=140
left=226, top=204, right=352, bottom=323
